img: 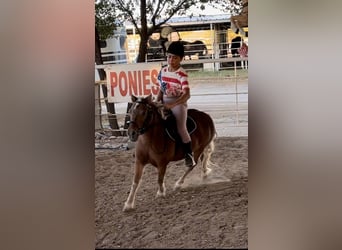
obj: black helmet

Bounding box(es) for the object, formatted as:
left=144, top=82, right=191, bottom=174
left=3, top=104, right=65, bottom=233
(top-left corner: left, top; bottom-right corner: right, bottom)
left=167, top=41, right=184, bottom=58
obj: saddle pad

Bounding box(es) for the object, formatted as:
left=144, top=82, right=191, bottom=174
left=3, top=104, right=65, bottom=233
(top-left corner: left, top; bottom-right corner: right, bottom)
left=165, top=116, right=197, bottom=142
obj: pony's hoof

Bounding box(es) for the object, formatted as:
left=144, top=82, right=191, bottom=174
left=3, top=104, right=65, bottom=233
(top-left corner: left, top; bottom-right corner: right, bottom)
left=202, top=168, right=212, bottom=179
left=156, top=190, right=166, bottom=198
left=173, top=182, right=182, bottom=191
left=123, top=203, right=134, bottom=212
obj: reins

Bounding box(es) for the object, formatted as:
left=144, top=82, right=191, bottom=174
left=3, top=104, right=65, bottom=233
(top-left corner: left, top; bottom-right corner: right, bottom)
left=129, top=101, right=168, bottom=154
left=129, top=101, right=155, bottom=135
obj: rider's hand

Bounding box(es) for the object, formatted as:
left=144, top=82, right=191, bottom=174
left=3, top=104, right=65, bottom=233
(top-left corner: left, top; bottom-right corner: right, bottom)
left=164, top=103, right=173, bottom=110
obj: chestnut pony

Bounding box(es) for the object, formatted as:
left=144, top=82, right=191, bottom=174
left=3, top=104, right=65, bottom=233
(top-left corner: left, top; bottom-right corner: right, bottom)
left=123, top=94, right=216, bottom=211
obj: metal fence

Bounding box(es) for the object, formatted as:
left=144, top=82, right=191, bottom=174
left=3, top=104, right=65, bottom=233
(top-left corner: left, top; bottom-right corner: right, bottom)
left=95, top=56, right=248, bottom=137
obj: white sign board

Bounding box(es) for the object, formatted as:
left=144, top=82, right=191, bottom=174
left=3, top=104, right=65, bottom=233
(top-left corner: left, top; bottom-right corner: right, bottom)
left=105, top=63, right=162, bottom=103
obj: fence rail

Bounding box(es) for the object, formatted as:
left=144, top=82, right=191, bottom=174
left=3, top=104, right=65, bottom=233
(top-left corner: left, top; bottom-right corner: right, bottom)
left=95, top=57, right=248, bottom=137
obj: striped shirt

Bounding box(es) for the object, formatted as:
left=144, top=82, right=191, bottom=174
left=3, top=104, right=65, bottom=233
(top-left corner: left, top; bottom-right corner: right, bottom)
left=158, top=66, right=189, bottom=97
left=238, top=42, right=248, bottom=57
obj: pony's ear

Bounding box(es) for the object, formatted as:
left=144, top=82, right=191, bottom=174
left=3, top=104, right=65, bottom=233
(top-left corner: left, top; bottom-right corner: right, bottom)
left=131, top=95, right=137, bottom=102
left=146, top=94, right=153, bottom=104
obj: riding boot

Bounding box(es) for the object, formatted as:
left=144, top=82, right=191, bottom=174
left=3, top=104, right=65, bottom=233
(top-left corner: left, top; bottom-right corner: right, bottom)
left=183, top=142, right=196, bottom=168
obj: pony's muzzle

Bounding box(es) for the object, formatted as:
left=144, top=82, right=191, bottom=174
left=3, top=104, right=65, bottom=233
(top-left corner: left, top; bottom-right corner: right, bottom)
left=128, top=129, right=139, bottom=142
left=127, top=120, right=141, bottom=142
left=128, top=131, right=139, bottom=142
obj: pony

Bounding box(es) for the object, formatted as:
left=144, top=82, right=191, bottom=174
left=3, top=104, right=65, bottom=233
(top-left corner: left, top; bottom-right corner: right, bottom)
left=230, top=36, right=248, bottom=69
left=146, top=37, right=168, bottom=61
left=123, top=94, right=216, bottom=211
left=146, top=37, right=208, bottom=61
left=231, top=36, right=242, bottom=58
left=181, top=40, right=208, bottom=59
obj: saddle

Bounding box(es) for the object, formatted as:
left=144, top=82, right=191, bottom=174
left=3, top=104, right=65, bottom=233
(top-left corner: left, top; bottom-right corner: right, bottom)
left=163, top=110, right=197, bottom=142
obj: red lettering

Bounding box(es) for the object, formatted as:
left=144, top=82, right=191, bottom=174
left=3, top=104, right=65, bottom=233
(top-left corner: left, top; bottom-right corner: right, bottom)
left=137, top=71, right=142, bottom=95
left=118, top=71, right=128, bottom=96
left=142, top=70, right=150, bottom=95
left=128, top=71, right=138, bottom=96
left=108, top=66, right=161, bottom=100
left=150, top=69, right=159, bottom=95
left=110, top=72, right=117, bottom=96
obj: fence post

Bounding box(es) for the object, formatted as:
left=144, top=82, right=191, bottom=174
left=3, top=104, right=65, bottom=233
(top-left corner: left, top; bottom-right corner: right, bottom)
left=95, top=81, right=103, bottom=130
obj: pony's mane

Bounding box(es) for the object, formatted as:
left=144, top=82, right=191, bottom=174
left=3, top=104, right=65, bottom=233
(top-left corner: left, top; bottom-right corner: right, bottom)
left=151, top=101, right=171, bottom=120
left=132, top=97, right=171, bottom=120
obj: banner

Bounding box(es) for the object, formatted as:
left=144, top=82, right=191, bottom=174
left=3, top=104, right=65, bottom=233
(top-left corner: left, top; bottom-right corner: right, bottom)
left=105, top=63, right=162, bottom=103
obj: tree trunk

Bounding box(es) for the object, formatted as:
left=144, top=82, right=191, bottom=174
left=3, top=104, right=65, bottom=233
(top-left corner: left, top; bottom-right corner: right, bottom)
left=136, top=0, right=149, bottom=63
left=95, top=27, right=122, bottom=136
left=137, top=36, right=149, bottom=63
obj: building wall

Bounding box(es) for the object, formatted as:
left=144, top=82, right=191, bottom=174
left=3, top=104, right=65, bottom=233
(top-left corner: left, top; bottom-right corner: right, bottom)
left=124, top=27, right=248, bottom=63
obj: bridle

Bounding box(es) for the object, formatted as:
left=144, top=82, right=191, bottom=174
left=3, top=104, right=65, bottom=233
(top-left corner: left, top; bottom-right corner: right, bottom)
left=128, top=101, right=154, bottom=135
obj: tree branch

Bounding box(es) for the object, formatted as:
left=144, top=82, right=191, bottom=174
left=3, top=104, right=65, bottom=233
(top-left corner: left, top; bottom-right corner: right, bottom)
left=116, top=0, right=142, bottom=35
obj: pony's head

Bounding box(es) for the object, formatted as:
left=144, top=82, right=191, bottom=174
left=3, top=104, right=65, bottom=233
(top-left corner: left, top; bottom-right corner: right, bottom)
left=127, top=94, right=154, bottom=142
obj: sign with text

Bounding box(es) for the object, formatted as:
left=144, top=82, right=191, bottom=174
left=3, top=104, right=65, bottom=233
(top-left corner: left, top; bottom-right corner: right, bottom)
left=105, top=63, right=162, bottom=103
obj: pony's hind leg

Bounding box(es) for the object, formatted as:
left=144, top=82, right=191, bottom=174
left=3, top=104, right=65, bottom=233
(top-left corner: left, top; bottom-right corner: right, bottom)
left=156, top=165, right=167, bottom=197
left=201, top=140, right=215, bottom=179
left=123, top=162, right=145, bottom=212
left=174, top=167, right=193, bottom=190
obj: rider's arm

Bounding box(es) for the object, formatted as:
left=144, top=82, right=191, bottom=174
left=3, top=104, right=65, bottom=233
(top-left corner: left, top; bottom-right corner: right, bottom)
left=164, top=88, right=190, bottom=109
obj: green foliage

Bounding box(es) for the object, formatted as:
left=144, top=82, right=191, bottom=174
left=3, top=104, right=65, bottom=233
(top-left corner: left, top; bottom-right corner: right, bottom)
left=207, top=0, right=243, bottom=15
left=96, top=0, right=242, bottom=40
left=114, top=0, right=222, bottom=33
left=95, top=0, right=117, bottom=40
left=95, top=0, right=242, bottom=62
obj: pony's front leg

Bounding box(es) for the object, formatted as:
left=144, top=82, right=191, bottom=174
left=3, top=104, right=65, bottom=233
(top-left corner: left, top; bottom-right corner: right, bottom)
left=123, top=162, right=145, bottom=212
left=156, top=164, right=167, bottom=197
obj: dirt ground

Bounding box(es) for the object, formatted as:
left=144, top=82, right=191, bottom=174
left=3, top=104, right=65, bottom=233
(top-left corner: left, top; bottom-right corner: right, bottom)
left=95, top=136, right=248, bottom=249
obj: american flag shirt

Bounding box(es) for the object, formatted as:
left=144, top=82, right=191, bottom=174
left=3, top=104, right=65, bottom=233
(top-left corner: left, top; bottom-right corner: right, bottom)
left=157, top=66, right=189, bottom=97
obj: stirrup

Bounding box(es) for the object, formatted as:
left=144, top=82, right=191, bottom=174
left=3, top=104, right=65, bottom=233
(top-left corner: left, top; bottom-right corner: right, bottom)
left=185, top=153, right=196, bottom=168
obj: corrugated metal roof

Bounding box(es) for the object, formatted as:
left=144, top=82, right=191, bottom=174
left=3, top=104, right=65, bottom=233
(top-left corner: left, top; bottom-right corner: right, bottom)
left=125, top=14, right=231, bottom=30
left=166, top=14, right=231, bottom=24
